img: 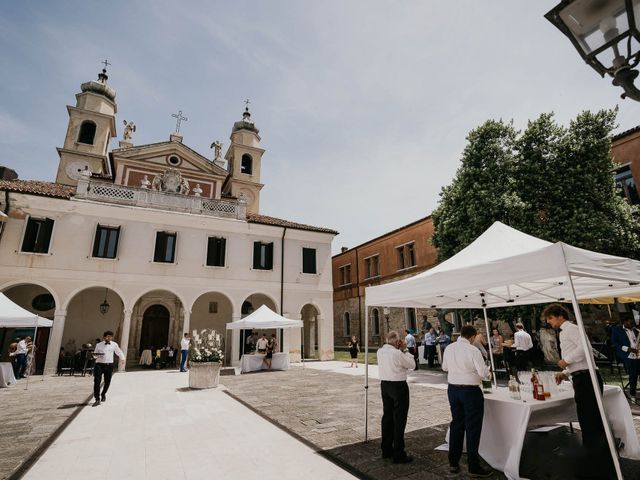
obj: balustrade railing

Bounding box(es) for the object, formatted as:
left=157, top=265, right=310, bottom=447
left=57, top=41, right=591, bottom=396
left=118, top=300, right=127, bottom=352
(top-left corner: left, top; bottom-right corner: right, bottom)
left=74, top=179, right=246, bottom=220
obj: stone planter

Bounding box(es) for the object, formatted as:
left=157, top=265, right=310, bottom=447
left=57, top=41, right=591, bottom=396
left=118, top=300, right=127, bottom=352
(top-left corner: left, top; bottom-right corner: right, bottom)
left=189, top=362, right=221, bottom=389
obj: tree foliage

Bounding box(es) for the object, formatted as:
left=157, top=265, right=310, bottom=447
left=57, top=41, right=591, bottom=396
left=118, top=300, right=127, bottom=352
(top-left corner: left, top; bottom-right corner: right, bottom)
left=432, top=109, right=640, bottom=262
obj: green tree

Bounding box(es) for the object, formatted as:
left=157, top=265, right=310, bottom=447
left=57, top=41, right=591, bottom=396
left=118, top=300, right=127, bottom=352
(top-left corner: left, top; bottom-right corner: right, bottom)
left=432, top=109, right=640, bottom=262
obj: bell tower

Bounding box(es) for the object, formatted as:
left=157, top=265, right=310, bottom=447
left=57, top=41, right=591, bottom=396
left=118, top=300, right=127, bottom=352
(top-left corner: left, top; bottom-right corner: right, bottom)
left=55, top=65, right=117, bottom=185
left=223, top=103, right=265, bottom=214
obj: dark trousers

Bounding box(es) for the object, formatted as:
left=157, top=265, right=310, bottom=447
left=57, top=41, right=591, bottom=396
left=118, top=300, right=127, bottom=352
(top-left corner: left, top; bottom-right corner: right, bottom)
left=408, top=346, right=419, bottom=369
left=623, top=357, right=639, bottom=395
left=16, top=353, right=27, bottom=378
left=571, top=370, right=616, bottom=476
left=381, top=380, right=410, bottom=460
left=424, top=345, right=436, bottom=367
left=448, top=385, right=484, bottom=470
left=93, top=363, right=113, bottom=400
left=180, top=350, right=188, bottom=371
left=514, top=349, right=529, bottom=371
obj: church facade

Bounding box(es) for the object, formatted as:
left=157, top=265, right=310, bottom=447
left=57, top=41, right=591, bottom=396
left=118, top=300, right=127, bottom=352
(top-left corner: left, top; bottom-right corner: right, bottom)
left=0, top=67, right=337, bottom=373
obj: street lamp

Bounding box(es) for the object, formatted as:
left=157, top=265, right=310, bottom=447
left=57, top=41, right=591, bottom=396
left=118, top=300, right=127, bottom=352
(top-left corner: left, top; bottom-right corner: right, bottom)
left=546, top=0, right=640, bottom=101
left=99, top=288, right=110, bottom=315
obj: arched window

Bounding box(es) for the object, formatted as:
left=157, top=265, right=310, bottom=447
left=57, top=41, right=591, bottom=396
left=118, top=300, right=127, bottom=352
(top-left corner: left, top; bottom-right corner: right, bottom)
left=241, top=154, right=253, bottom=175
left=343, top=312, right=351, bottom=336
left=371, top=308, right=380, bottom=336
left=77, top=121, right=97, bottom=145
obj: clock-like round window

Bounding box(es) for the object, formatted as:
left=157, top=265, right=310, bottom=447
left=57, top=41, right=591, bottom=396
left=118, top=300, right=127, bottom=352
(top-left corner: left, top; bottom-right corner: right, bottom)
left=168, top=155, right=181, bottom=166
left=32, top=293, right=55, bottom=311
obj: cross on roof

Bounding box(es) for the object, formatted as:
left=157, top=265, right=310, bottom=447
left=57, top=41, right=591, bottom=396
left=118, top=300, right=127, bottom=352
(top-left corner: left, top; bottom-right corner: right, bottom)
left=101, top=59, right=111, bottom=69
left=171, top=110, right=188, bottom=133
left=244, top=98, right=251, bottom=111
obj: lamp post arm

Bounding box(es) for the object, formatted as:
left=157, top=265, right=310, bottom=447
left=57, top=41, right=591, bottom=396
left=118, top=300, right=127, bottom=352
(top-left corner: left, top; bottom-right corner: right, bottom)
left=612, top=66, right=640, bottom=101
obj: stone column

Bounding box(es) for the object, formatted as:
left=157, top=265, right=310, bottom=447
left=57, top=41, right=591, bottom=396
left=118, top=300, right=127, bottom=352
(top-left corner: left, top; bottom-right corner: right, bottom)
left=288, top=314, right=302, bottom=363
left=43, top=309, right=67, bottom=375
left=182, top=310, right=191, bottom=336
left=282, top=313, right=291, bottom=356
left=231, top=315, right=241, bottom=367
left=118, top=309, right=132, bottom=371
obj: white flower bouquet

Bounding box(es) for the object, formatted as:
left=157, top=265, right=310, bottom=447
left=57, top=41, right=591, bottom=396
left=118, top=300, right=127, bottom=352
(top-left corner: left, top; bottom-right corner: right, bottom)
left=190, top=328, right=224, bottom=363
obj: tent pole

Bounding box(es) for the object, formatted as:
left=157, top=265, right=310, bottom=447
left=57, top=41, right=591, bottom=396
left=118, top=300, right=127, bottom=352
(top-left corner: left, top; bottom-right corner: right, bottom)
left=567, top=274, right=623, bottom=480
left=364, top=305, right=370, bottom=443
left=482, top=308, right=497, bottom=386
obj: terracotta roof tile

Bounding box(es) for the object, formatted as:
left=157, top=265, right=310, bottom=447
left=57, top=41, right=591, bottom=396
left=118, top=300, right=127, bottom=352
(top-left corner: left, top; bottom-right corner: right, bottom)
left=0, top=180, right=76, bottom=199
left=247, top=213, right=338, bottom=235
left=612, top=125, right=640, bottom=141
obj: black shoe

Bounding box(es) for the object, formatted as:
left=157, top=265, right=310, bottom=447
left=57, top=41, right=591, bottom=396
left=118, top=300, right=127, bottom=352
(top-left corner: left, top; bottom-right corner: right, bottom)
left=469, top=467, right=493, bottom=478
left=93, top=399, right=101, bottom=406
left=393, top=455, right=413, bottom=464
left=382, top=451, right=393, bottom=459
left=449, top=465, right=460, bottom=473
left=101, top=394, right=106, bottom=402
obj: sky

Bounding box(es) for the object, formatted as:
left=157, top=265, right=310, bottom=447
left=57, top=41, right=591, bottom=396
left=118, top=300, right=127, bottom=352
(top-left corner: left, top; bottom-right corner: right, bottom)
left=1, top=1, right=639, bottom=254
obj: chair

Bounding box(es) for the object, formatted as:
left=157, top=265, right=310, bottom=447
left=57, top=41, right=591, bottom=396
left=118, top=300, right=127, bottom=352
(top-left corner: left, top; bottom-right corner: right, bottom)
left=57, top=354, right=74, bottom=376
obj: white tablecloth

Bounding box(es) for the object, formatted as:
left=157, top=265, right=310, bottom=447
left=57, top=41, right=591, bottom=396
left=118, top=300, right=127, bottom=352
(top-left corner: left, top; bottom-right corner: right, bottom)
left=139, top=349, right=153, bottom=366
left=0, top=362, right=17, bottom=388
left=241, top=353, right=290, bottom=373
left=447, top=385, right=639, bottom=480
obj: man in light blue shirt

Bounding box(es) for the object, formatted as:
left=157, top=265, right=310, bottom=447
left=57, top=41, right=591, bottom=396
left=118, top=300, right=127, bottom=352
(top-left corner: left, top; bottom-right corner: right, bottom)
left=423, top=328, right=436, bottom=368
left=405, top=330, right=418, bottom=370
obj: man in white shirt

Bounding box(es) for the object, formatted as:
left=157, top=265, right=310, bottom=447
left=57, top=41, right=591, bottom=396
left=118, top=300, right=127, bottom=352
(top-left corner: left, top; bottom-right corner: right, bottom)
left=180, top=333, right=191, bottom=372
left=405, top=330, right=419, bottom=370
left=543, top=303, right=613, bottom=476
left=442, top=325, right=492, bottom=478
left=92, top=330, right=125, bottom=406
left=423, top=328, right=436, bottom=368
left=377, top=330, right=416, bottom=464
left=256, top=333, right=269, bottom=353
left=15, top=336, right=32, bottom=379
left=512, top=323, right=533, bottom=371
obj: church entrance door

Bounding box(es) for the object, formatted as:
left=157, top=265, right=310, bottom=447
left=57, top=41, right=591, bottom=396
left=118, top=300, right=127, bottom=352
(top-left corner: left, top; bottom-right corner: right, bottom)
left=140, top=305, right=170, bottom=351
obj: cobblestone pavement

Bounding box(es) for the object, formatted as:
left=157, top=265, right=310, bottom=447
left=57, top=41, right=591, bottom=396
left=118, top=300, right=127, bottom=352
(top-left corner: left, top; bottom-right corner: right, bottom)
left=222, top=366, right=640, bottom=480
left=0, top=375, right=93, bottom=480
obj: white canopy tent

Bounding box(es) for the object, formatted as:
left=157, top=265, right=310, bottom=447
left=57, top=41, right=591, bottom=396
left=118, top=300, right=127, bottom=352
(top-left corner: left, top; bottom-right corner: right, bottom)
left=225, top=305, right=303, bottom=367
left=0, top=293, right=53, bottom=328
left=0, top=292, right=53, bottom=388
left=364, top=222, right=640, bottom=480
left=225, top=305, right=303, bottom=330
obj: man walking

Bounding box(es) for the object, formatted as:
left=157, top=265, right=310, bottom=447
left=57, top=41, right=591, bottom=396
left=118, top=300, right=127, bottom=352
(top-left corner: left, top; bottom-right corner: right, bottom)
left=405, top=329, right=419, bottom=370
left=512, top=323, right=533, bottom=371
left=92, top=331, right=124, bottom=406
left=543, top=303, right=614, bottom=477
left=180, top=333, right=191, bottom=372
left=377, top=330, right=416, bottom=464
left=612, top=314, right=640, bottom=399
left=442, top=325, right=492, bottom=477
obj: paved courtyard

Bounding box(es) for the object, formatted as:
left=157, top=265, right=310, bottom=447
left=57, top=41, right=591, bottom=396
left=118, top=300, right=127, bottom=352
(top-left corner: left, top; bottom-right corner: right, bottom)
left=0, top=375, right=93, bottom=480
left=2, top=362, right=640, bottom=480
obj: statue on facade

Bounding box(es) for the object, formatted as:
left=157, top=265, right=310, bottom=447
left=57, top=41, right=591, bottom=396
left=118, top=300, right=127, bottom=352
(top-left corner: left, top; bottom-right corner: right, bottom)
left=122, top=120, right=136, bottom=141
left=192, top=184, right=203, bottom=197
left=151, top=168, right=191, bottom=195
left=210, top=140, right=222, bottom=160
left=140, top=175, right=151, bottom=189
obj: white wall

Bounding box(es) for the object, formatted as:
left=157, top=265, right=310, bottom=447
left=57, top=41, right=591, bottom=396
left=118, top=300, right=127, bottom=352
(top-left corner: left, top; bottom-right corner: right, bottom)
left=0, top=192, right=336, bottom=371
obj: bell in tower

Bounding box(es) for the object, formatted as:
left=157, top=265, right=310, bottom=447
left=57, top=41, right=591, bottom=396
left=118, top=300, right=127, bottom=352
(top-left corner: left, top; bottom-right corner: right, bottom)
left=223, top=101, right=265, bottom=214
left=55, top=61, right=117, bottom=185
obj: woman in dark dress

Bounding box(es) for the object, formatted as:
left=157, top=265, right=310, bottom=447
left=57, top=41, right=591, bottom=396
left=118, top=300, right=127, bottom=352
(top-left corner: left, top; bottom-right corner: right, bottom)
left=348, top=335, right=360, bottom=368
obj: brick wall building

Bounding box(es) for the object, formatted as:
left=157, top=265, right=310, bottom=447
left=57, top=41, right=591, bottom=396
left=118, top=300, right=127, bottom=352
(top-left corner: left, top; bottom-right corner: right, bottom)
left=332, top=216, right=440, bottom=348
left=611, top=126, right=640, bottom=206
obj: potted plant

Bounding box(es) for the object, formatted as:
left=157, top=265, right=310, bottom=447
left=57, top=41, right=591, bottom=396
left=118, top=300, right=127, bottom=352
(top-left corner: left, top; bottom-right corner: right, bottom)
left=188, top=328, right=224, bottom=389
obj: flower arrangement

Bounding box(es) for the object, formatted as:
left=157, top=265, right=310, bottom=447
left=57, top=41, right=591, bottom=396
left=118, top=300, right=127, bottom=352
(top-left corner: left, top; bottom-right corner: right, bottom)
left=190, top=328, right=224, bottom=363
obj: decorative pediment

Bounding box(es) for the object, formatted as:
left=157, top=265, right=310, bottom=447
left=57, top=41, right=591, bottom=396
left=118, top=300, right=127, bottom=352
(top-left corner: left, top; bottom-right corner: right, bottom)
left=110, top=141, right=228, bottom=200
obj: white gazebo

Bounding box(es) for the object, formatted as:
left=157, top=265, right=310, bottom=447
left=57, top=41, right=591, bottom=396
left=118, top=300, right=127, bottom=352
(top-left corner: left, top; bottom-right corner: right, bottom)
left=226, top=305, right=303, bottom=373
left=364, top=222, right=640, bottom=480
